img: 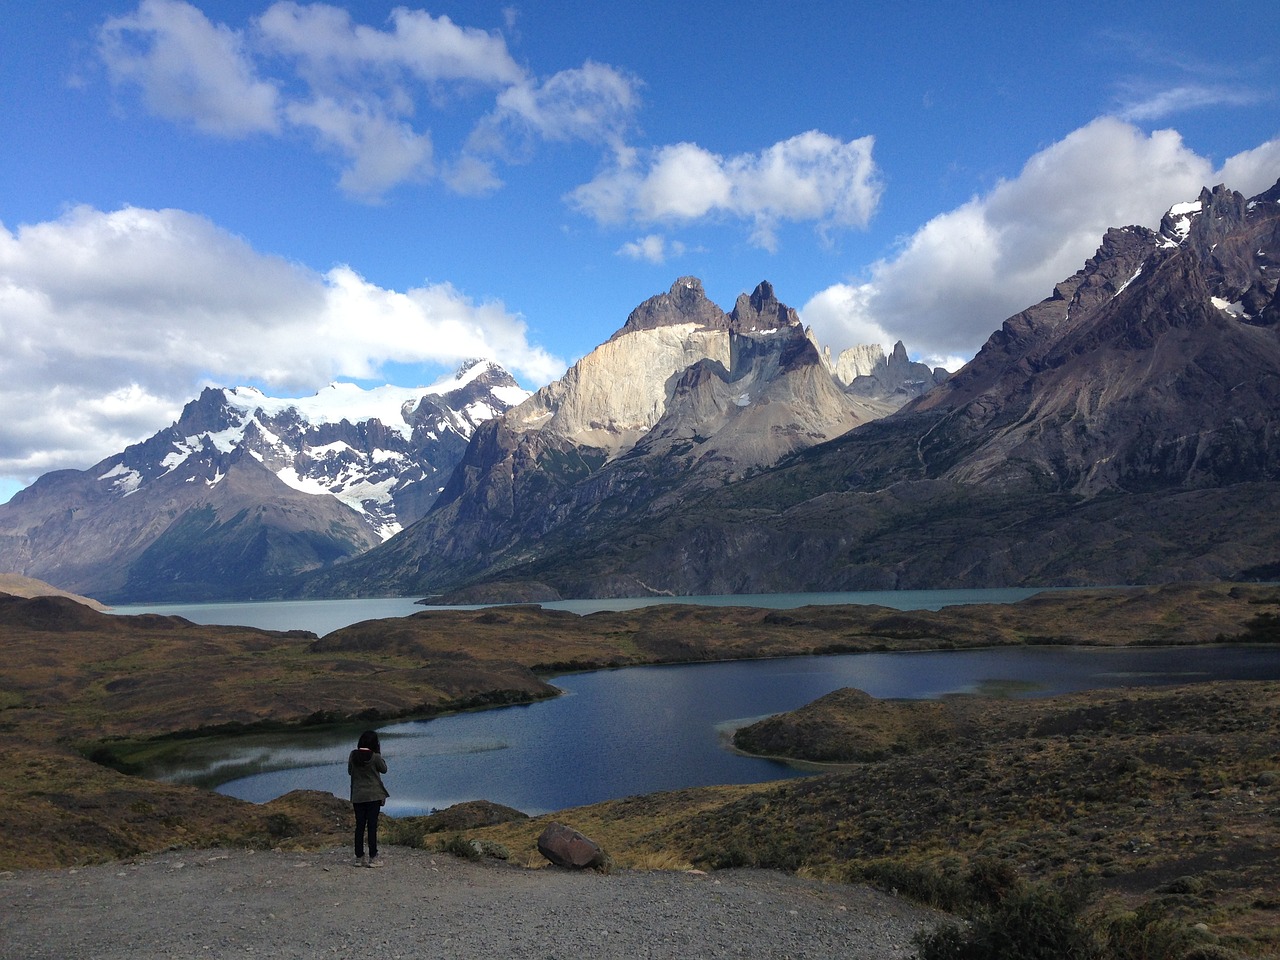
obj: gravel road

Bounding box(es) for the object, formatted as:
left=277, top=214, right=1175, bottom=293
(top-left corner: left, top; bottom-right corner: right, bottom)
left=1, top=846, right=943, bottom=959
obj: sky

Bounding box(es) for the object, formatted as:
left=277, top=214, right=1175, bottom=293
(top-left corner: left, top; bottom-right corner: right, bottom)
left=1, top=1, right=1278, bottom=504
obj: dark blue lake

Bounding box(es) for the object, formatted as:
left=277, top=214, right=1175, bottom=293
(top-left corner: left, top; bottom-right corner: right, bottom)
left=154, top=644, right=1280, bottom=817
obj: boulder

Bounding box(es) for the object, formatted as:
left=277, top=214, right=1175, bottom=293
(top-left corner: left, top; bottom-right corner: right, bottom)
left=536, top=822, right=609, bottom=871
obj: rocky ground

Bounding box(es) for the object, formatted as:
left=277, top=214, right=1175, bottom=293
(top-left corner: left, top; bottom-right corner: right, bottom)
left=0, top=846, right=942, bottom=960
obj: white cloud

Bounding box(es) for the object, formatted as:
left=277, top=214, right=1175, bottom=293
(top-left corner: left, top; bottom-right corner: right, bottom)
left=283, top=95, right=434, bottom=198
left=1117, top=83, right=1267, bottom=122
left=255, top=2, right=524, bottom=87
left=616, top=234, right=687, bottom=265
left=0, top=205, right=564, bottom=486
left=569, top=131, right=882, bottom=251
left=802, top=118, right=1279, bottom=362
left=99, top=0, right=281, bottom=136
left=482, top=61, right=641, bottom=149
left=1217, top=139, right=1280, bottom=197
left=799, top=283, right=893, bottom=356
left=97, top=1, right=645, bottom=201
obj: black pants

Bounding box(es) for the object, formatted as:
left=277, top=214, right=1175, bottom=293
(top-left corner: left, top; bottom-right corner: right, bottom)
left=353, top=800, right=381, bottom=858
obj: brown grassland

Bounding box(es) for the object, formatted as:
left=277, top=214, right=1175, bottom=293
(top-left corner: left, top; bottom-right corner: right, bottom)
left=2, top=583, right=1279, bottom=954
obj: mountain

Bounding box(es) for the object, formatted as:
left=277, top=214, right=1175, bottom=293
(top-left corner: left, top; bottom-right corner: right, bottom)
left=295, top=279, right=925, bottom=597
left=0, top=360, right=527, bottom=602
left=308, top=179, right=1280, bottom=600
left=827, top=340, right=950, bottom=409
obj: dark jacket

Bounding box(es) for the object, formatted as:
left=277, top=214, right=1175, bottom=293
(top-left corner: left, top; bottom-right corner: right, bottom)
left=348, top=748, right=389, bottom=804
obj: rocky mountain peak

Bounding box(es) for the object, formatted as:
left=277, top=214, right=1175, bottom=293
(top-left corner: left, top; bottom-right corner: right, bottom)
left=827, top=343, right=884, bottom=384
left=837, top=340, right=949, bottom=404
left=729, top=280, right=801, bottom=334
left=610, top=276, right=728, bottom=341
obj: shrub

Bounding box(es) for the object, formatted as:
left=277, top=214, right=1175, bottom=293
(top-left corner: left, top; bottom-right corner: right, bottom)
left=913, top=878, right=1100, bottom=960
left=263, top=813, right=297, bottom=840
left=434, top=833, right=510, bottom=862
left=438, top=834, right=483, bottom=860
left=1094, top=901, right=1201, bottom=960
left=913, top=875, right=1217, bottom=960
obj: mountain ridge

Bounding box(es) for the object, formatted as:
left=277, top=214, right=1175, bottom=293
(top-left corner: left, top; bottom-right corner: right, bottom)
left=313, top=178, right=1280, bottom=602
left=0, top=360, right=528, bottom=601
left=293, top=278, right=923, bottom=598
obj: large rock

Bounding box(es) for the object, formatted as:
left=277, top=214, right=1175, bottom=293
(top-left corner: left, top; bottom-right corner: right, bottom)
left=536, top=822, right=609, bottom=871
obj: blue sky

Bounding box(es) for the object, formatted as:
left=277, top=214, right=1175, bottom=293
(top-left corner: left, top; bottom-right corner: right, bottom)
left=1, top=1, right=1278, bottom=503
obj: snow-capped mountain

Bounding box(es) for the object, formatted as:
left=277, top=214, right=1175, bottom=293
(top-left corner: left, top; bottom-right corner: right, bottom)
left=0, top=360, right=528, bottom=602
left=106, top=359, right=529, bottom=540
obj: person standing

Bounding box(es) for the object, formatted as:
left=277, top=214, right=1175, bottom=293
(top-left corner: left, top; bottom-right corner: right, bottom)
left=348, top=729, right=389, bottom=867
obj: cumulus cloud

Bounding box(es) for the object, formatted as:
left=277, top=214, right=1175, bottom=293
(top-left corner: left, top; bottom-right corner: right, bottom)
left=802, top=118, right=1280, bottom=363
left=0, top=205, right=563, bottom=485
left=99, top=0, right=281, bottom=136
left=254, top=2, right=524, bottom=87
left=480, top=61, right=641, bottom=149
left=98, top=1, right=637, bottom=200
left=569, top=131, right=881, bottom=252
left=96, top=2, right=873, bottom=247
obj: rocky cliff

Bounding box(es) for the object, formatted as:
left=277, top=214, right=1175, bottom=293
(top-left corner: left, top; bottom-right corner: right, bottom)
left=295, top=279, right=904, bottom=597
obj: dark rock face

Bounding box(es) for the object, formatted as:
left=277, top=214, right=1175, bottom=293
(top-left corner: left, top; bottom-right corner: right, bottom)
left=609, top=276, right=729, bottom=340
left=536, top=822, right=609, bottom=871
left=729, top=280, right=800, bottom=333
left=908, top=182, right=1280, bottom=496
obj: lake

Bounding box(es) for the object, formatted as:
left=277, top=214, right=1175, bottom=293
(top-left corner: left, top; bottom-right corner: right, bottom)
left=110, top=586, right=1062, bottom=635
left=149, top=642, right=1280, bottom=817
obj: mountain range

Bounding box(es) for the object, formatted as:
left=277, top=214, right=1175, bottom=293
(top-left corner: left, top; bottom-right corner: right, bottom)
left=3, top=178, right=1277, bottom=604
left=298, top=178, right=1280, bottom=601
left=0, top=360, right=528, bottom=601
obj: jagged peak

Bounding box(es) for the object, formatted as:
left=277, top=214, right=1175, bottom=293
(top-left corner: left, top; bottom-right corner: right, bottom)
left=1157, top=183, right=1252, bottom=250
left=729, top=280, right=802, bottom=334
left=1252, top=177, right=1280, bottom=205
left=610, top=276, right=728, bottom=341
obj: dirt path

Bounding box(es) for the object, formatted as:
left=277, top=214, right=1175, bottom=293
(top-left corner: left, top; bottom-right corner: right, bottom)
left=1, top=846, right=943, bottom=959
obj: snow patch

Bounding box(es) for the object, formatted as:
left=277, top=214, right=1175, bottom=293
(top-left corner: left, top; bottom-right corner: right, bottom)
left=1114, top=266, right=1143, bottom=299
left=98, top=463, right=142, bottom=496
left=1161, top=199, right=1202, bottom=248
left=307, top=441, right=355, bottom=458
left=274, top=467, right=335, bottom=498
left=1211, top=297, right=1246, bottom=317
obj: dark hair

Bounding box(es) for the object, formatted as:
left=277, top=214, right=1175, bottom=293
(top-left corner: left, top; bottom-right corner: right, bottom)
left=357, top=730, right=381, bottom=752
